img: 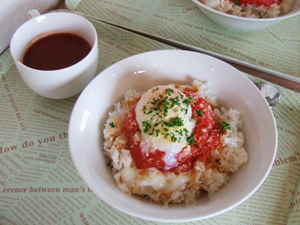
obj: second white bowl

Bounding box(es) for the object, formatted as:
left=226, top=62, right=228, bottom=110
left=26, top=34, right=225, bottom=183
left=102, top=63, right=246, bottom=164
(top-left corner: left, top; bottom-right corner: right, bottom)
left=192, top=0, right=300, bottom=30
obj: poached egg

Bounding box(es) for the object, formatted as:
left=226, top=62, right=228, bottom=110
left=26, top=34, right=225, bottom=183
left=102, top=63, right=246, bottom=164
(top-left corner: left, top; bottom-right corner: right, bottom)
left=135, top=85, right=195, bottom=167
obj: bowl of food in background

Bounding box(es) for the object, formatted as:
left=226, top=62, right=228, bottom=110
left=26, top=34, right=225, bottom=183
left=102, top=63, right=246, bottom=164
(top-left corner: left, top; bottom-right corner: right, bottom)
left=191, top=0, right=300, bottom=30
left=68, top=50, right=277, bottom=222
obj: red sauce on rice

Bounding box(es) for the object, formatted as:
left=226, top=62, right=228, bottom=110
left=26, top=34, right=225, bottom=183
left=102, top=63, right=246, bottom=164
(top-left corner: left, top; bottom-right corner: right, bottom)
left=124, top=91, right=222, bottom=173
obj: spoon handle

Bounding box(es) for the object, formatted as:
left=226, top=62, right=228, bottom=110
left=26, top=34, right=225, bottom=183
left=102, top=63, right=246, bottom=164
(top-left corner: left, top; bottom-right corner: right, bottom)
left=255, top=83, right=281, bottom=108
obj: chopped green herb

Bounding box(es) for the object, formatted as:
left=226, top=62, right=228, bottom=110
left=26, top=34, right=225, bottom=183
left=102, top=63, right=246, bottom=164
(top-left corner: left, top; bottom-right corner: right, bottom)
left=233, top=0, right=239, bottom=5
left=153, top=87, right=159, bottom=92
left=170, top=97, right=180, bottom=108
left=150, top=114, right=155, bottom=121
left=165, top=88, right=174, bottom=96
left=163, top=117, right=184, bottom=127
left=107, top=161, right=112, bottom=167
left=171, top=134, right=177, bottom=142
left=109, top=122, right=115, bottom=128
left=155, top=129, right=160, bottom=137
left=183, top=129, right=188, bottom=136
left=187, top=134, right=197, bottom=146
left=187, top=135, right=193, bottom=143
left=146, top=110, right=153, bottom=115
left=182, top=98, right=191, bottom=106
left=221, top=121, right=231, bottom=132
left=142, top=120, right=151, bottom=133
left=259, top=12, right=267, bottom=19
left=196, top=110, right=203, bottom=117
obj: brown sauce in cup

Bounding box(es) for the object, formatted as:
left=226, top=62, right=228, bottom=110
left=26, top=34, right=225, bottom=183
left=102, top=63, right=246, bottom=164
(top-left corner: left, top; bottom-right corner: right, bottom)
left=23, top=33, right=91, bottom=70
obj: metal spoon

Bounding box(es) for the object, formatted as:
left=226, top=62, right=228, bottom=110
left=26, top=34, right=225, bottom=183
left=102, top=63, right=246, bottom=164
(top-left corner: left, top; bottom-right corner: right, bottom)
left=255, top=83, right=281, bottom=108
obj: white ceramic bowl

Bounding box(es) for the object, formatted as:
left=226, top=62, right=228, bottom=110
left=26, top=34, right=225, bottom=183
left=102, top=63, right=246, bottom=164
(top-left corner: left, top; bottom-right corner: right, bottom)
left=192, top=0, right=300, bottom=30
left=68, top=50, right=277, bottom=222
left=10, top=11, right=98, bottom=99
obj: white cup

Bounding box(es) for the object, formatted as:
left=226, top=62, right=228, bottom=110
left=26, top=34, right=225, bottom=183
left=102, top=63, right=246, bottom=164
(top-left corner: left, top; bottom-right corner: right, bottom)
left=10, top=10, right=98, bottom=99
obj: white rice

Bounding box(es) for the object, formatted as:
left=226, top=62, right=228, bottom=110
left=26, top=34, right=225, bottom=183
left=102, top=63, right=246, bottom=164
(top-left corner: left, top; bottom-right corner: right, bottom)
left=103, top=80, right=248, bottom=204
left=199, top=0, right=295, bottom=18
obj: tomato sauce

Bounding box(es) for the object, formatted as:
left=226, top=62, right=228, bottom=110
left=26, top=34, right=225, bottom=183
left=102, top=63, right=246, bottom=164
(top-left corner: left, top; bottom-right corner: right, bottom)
left=231, top=0, right=279, bottom=7
left=124, top=91, right=222, bottom=174
left=23, top=33, right=91, bottom=70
